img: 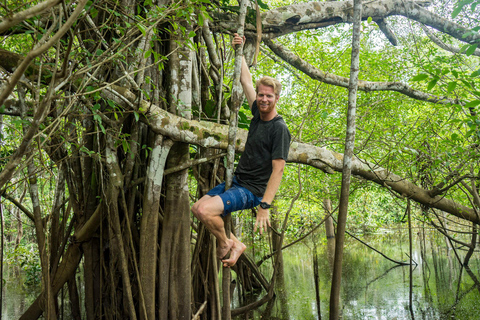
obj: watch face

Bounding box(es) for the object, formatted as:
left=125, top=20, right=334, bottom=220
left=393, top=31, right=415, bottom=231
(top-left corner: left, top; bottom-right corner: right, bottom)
left=260, top=202, right=270, bottom=209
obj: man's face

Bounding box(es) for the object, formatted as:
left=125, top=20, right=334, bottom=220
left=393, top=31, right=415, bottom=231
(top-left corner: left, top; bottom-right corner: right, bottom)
left=256, top=84, right=279, bottom=115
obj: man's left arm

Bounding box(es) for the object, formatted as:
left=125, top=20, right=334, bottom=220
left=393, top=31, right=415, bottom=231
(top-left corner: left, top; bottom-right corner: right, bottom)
left=254, top=159, right=286, bottom=234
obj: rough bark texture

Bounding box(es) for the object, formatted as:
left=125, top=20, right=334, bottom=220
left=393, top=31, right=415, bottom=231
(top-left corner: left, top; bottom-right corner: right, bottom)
left=259, top=0, right=479, bottom=45
left=330, top=0, right=362, bottom=317
left=140, top=135, right=173, bottom=320
left=159, top=143, right=192, bottom=320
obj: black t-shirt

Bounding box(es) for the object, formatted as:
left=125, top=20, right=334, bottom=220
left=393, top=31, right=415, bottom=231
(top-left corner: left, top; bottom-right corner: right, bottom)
left=235, top=101, right=291, bottom=197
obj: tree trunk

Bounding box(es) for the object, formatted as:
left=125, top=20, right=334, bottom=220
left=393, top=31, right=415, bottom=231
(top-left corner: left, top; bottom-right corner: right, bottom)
left=159, top=143, right=192, bottom=320
left=329, top=0, right=362, bottom=318
left=158, top=22, right=193, bottom=320
left=140, top=135, right=173, bottom=320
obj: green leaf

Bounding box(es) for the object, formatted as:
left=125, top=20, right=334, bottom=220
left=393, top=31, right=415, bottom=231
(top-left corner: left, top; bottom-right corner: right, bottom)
left=460, top=44, right=470, bottom=53
left=367, top=16, right=372, bottom=23
left=256, top=0, right=270, bottom=10
left=137, top=23, right=146, bottom=36
left=465, top=43, right=478, bottom=56
left=451, top=6, right=463, bottom=18
left=90, top=7, right=98, bottom=18
left=98, top=122, right=105, bottom=134
left=427, top=79, right=438, bottom=90
left=461, top=79, right=473, bottom=88
left=85, top=0, right=93, bottom=11
left=134, top=112, right=140, bottom=122
left=411, top=74, right=429, bottom=81
left=471, top=69, right=480, bottom=77
left=188, top=30, right=196, bottom=38
left=447, top=82, right=457, bottom=93
left=465, top=100, right=480, bottom=108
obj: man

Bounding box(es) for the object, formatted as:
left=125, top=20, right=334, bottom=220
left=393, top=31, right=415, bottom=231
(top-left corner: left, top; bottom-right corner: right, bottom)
left=191, top=34, right=291, bottom=267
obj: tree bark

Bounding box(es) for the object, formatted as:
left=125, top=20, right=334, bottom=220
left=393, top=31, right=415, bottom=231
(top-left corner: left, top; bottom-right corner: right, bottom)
left=158, top=143, right=192, bottom=320
left=330, top=0, right=362, bottom=317
left=158, top=25, right=193, bottom=320
left=140, top=135, right=173, bottom=320
left=258, top=0, right=479, bottom=46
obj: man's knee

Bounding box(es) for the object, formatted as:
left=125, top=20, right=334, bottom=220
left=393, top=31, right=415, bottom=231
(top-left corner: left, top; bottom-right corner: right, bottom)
left=192, top=196, right=223, bottom=221
left=191, top=201, right=201, bottom=217
left=192, top=201, right=209, bottom=221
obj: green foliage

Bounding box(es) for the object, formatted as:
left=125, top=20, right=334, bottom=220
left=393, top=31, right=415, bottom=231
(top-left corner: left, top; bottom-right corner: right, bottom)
left=4, top=243, right=42, bottom=287
left=452, top=0, right=480, bottom=18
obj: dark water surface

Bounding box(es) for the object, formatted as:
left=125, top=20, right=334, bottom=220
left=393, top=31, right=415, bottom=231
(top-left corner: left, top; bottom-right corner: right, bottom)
left=233, top=230, right=480, bottom=319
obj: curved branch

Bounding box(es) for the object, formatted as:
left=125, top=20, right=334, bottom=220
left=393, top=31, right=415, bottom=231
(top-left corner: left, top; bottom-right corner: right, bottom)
left=258, top=0, right=479, bottom=46
left=0, top=0, right=62, bottom=33
left=420, top=24, right=480, bottom=57
left=0, top=0, right=88, bottom=106
left=0, top=190, right=34, bottom=221
left=104, top=85, right=480, bottom=225
left=265, top=39, right=460, bottom=105
left=375, top=18, right=398, bottom=46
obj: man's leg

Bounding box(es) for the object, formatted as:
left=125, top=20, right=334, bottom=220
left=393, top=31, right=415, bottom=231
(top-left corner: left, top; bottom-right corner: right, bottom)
left=191, top=195, right=234, bottom=259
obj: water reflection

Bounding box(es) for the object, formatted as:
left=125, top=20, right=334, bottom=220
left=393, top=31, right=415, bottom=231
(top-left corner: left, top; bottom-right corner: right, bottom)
left=2, top=267, right=40, bottom=319
left=234, top=231, right=480, bottom=319
left=3, top=231, right=480, bottom=319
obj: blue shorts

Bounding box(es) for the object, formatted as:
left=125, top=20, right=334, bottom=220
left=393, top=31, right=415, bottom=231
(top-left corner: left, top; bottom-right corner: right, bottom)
left=206, top=177, right=262, bottom=216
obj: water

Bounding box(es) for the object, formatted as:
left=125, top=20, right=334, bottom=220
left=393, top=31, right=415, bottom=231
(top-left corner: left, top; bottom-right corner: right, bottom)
left=1, top=268, right=40, bottom=319
left=2, top=231, right=480, bottom=319
left=233, top=230, right=480, bottom=319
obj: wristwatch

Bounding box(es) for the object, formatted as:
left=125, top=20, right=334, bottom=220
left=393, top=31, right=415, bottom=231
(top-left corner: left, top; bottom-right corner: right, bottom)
left=259, top=202, right=271, bottom=209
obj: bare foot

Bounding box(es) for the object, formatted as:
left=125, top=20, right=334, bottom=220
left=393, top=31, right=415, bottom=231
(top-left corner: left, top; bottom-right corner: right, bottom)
left=217, top=239, right=234, bottom=259
left=222, top=240, right=246, bottom=267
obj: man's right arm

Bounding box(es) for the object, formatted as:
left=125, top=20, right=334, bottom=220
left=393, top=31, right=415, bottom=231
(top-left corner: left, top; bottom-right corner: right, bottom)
left=240, top=56, right=256, bottom=109
left=233, top=33, right=256, bottom=109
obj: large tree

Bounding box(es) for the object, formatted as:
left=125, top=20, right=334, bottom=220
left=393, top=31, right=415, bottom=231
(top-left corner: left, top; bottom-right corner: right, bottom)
left=0, top=0, right=478, bottom=319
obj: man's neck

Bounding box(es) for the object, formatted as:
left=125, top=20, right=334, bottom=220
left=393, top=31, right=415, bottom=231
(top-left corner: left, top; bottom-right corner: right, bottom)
left=259, top=110, right=278, bottom=121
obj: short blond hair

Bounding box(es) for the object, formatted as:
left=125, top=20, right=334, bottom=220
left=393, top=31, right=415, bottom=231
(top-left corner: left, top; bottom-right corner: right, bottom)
left=256, top=76, right=282, bottom=97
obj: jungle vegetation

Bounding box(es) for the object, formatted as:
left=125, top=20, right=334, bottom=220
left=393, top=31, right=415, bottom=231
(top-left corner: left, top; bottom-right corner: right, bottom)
left=0, top=0, right=479, bottom=319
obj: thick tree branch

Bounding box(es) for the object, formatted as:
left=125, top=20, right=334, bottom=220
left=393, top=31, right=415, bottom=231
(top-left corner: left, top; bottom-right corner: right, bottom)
left=257, top=0, right=479, bottom=46
left=0, top=190, right=35, bottom=221
left=375, top=18, right=398, bottom=46
left=105, top=85, right=479, bottom=225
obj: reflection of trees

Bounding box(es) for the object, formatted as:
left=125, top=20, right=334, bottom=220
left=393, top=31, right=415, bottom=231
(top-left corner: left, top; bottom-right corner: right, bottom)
left=420, top=222, right=480, bottom=318
left=364, top=265, right=405, bottom=290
